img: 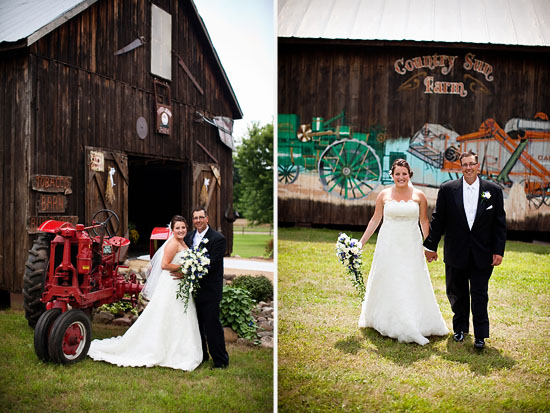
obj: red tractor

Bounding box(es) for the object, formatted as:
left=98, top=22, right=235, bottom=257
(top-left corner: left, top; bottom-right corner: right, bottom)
left=23, top=209, right=142, bottom=364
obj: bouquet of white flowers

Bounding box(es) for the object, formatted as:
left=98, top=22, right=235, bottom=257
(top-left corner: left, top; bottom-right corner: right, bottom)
left=175, top=242, right=211, bottom=312
left=335, top=233, right=365, bottom=299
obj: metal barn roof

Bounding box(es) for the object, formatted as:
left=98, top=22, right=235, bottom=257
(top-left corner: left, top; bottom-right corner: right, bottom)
left=278, top=0, right=550, bottom=47
left=0, top=0, right=242, bottom=117
left=0, top=0, right=97, bottom=46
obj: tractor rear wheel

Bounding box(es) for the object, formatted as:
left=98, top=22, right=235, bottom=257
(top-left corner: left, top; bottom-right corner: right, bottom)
left=48, top=309, right=92, bottom=364
left=318, top=139, right=381, bottom=200
left=34, top=308, right=61, bottom=362
left=23, top=234, right=52, bottom=327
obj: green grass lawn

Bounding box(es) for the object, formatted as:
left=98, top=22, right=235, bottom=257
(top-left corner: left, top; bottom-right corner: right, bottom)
left=278, top=227, right=550, bottom=412
left=0, top=311, right=273, bottom=412
left=232, top=233, right=272, bottom=258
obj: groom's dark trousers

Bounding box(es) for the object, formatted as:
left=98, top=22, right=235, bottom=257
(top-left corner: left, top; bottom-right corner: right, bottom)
left=195, top=298, right=229, bottom=366
left=445, top=257, right=493, bottom=338
left=186, top=227, right=229, bottom=368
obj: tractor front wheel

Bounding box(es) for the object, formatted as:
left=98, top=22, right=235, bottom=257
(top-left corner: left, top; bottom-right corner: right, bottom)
left=48, top=310, right=92, bottom=364
left=278, top=161, right=300, bottom=184
left=34, top=308, right=61, bottom=362
left=23, top=234, right=52, bottom=327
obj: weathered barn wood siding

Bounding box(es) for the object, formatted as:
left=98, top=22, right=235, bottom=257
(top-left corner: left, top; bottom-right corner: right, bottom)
left=0, top=53, right=32, bottom=291
left=278, top=39, right=550, bottom=227
left=279, top=40, right=550, bottom=140
left=1, top=0, right=237, bottom=292
left=28, top=0, right=235, bottom=235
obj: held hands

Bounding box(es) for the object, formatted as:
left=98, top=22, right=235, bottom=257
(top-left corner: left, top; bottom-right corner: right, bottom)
left=170, top=271, right=183, bottom=280
left=424, top=249, right=438, bottom=263
left=492, top=254, right=503, bottom=266
left=422, top=251, right=502, bottom=265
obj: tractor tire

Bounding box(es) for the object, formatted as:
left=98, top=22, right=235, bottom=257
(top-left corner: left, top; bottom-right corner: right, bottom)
left=48, top=310, right=92, bottom=364
left=23, top=234, right=53, bottom=327
left=34, top=308, right=61, bottom=362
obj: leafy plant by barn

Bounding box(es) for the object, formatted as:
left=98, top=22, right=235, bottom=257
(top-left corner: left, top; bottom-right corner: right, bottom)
left=219, top=286, right=257, bottom=340
left=231, top=275, right=273, bottom=303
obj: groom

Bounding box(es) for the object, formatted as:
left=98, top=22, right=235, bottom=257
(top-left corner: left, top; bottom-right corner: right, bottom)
left=185, top=207, right=229, bottom=368
left=424, top=150, right=506, bottom=349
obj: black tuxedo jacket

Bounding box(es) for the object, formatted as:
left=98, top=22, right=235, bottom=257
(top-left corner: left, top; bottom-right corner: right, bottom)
left=185, top=227, right=226, bottom=302
left=423, top=177, right=506, bottom=269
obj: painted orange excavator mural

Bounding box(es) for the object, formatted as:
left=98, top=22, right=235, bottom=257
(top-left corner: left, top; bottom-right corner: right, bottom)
left=408, top=112, right=550, bottom=208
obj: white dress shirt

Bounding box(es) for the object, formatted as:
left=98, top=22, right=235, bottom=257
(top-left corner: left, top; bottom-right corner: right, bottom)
left=463, top=177, right=479, bottom=230
left=193, top=226, right=209, bottom=248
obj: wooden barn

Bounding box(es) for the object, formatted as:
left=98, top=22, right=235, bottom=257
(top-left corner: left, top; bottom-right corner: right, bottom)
left=0, top=0, right=242, bottom=301
left=277, top=0, right=550, bottom=234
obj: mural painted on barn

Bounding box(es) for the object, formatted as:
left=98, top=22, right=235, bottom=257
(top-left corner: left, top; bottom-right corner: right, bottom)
left=278, top=47, right=550, bottom=230
left=278, top=110, right=550, bottom=223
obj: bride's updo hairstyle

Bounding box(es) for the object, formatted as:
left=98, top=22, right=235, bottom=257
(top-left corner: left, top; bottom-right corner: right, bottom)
left=171, top=215, right=187, bottom=230
left=390, top=158, right=413, bottom=178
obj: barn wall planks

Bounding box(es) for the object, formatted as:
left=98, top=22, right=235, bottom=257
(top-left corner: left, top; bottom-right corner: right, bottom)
left=1, top=0, right=238, bottom=292
left=279, top=41, right=550, bottom=140
left=278, top=39, right=550, bottom=229
left=0, top=52, right=32, bottom=291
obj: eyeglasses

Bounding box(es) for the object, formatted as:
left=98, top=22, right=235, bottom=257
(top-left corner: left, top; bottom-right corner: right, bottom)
left=461, top=162, right=478, bottom=168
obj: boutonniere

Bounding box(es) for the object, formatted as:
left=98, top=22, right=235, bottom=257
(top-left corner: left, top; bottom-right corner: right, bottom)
left=201, top=238, right=209, bottom=245
left=481, top=191, right=491, bottom=201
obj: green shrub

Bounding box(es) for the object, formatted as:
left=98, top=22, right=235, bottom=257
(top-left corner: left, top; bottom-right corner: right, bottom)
left=98, top=300, right=137, bottom=316
left=220, top=286, right=257, bottom=340
left=231, top=275, right=273, bottom=302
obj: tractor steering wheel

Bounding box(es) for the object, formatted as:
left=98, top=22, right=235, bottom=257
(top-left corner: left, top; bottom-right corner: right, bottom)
left=91, top=209, right=120, bottom=238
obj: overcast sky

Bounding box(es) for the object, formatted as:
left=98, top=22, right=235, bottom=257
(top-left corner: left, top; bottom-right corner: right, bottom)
left=194, top=0, right=275, bottom=144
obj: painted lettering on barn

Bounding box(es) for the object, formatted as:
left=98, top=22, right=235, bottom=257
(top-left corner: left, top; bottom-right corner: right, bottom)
left=395, top=52, right=494, bottom=98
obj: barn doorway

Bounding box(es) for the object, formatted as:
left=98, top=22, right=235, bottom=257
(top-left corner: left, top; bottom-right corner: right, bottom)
left=127, top=156, right=187, bottom=257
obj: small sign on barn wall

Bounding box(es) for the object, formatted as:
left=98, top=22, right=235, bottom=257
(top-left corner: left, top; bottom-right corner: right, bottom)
left=157, top=106, right=172, bottom=134
left=154, top=80, right=172, bottom=135
left=37, top=194, right=67, bottom=213
left=27, top=216, right=79, bottom=234
left=31, top=175, right=72, bottom=194
left=90, top=150, right=105, bottom=171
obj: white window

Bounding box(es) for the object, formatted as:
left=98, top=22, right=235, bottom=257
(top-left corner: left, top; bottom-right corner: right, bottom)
left=151, top=4, right=172, bottom=81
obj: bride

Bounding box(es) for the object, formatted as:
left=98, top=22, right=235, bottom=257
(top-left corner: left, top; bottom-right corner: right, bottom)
left=88, top=215, right=203, bottom=370
left=358, top=159, right=449, bottom=345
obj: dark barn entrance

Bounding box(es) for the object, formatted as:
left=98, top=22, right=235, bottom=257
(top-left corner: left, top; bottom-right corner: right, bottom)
left=128, top=156, right=187, bottom=257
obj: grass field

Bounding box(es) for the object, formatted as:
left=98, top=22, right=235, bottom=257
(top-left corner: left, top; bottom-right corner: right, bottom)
left=0, top=311, right=273, bottom=412
left=278, top=227, right=550, bottom=412
left=233, top=219, right=273, bottom=235
left=232, top=233, right=272, bottom=258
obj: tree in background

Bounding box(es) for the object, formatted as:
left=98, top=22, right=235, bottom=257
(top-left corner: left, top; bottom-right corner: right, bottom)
left=234, top=122, right=273, bottom=225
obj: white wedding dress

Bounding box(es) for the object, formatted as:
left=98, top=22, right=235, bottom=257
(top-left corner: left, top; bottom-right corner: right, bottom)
left=358, top=200, right=449, bottom=345
left=88, top=250, right=203, bottom=370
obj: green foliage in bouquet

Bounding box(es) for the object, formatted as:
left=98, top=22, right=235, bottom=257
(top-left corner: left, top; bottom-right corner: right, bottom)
left=231, top=275, right=273, bottom=303
left=99, top=299, right=138, bottom=316
left=220, top=286, right=258, bottom=340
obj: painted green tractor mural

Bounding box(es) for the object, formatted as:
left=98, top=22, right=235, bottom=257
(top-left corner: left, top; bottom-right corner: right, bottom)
left=278, top=112, right=385, bottom=200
